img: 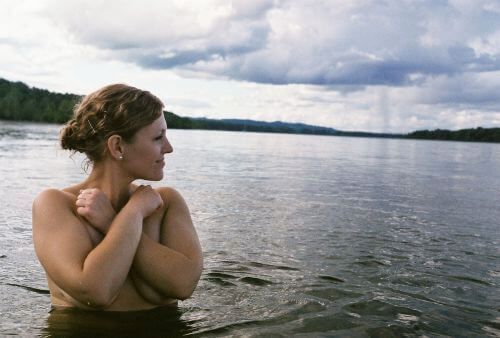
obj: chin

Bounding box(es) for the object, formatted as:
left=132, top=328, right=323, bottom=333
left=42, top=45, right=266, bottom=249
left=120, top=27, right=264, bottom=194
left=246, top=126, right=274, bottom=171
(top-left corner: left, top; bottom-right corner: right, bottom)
left=137, top=172, right=163, bottom=181
left=136, top=167, right=164, bottom=181
left=151, top=172, right=164, bottom=181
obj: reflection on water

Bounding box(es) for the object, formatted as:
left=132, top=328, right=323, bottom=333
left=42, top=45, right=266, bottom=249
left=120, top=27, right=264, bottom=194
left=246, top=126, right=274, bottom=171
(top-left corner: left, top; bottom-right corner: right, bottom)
left=43, top=306, right=194, bottom=338
left=1, top=121, right=499, bottom=337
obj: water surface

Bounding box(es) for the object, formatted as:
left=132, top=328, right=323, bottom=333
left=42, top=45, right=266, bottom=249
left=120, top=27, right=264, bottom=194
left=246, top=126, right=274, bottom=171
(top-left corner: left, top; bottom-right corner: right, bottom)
left=0, top=121, right=499, bottom=337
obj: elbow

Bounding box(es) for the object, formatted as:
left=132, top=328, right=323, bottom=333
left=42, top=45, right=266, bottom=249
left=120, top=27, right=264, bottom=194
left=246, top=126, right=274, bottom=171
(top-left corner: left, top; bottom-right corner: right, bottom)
left=175, top=283, right=196, bottom=301
left=158, top=277, right=197, bottom=301
left=79, top=285, right=117, bottom=310
left=175, top=260, right=203, bottom=301
left=166, top=275, right=197, bottom=300
left=86, top=294, right=115, bottom=310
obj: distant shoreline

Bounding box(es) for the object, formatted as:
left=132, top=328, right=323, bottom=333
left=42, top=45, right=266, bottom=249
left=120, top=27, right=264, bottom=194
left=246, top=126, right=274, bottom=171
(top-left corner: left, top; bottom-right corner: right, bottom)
left=1, top=78, right=499, bottom=143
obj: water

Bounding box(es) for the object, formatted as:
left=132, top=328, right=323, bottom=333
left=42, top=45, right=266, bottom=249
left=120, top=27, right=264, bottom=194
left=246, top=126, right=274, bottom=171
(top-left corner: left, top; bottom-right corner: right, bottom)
left=0, top=121, right=499, bottom=337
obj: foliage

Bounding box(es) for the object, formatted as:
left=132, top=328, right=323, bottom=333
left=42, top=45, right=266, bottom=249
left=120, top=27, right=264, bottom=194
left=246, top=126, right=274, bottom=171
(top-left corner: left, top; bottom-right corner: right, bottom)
left=406, top=128, right=500, bottom=143
left=0, top=78, right=79, bottom=123
left=1, top=77, right=498, bottom=142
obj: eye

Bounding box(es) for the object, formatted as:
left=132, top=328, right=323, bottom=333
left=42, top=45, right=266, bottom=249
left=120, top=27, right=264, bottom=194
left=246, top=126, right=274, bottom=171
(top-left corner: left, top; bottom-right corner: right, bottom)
left=154, top=130, right=166, bottom=141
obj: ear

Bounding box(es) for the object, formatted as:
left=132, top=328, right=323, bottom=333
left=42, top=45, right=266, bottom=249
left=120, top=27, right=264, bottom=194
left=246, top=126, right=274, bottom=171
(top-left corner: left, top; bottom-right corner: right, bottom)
left=107, top=135, right=125, bottom=160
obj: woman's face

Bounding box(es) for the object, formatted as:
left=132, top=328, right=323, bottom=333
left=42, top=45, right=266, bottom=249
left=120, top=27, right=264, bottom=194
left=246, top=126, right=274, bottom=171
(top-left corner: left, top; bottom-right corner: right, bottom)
left=122, top=115, right=173, bottom=181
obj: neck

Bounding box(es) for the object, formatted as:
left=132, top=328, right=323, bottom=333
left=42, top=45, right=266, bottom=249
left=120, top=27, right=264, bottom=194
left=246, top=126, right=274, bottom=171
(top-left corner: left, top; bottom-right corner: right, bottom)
left=82, top=160, right=133, bottom=211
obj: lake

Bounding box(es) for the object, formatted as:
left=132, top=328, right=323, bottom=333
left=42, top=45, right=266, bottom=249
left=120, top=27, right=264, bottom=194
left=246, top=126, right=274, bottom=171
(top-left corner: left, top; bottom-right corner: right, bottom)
left=0, top=121, right=499, bottom=337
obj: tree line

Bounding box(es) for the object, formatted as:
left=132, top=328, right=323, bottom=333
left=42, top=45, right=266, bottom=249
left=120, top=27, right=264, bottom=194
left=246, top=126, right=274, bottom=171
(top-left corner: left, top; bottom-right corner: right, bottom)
left=0, top=78, right=78, bottom=123
left=407, top=128, right=500, bottom=143
left=1, top=77, right=499, bottom=142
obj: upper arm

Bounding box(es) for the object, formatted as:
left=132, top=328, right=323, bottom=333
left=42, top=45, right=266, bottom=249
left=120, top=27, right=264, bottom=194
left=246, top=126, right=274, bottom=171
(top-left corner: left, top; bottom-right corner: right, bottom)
left=158, top=188, right=203, bottom=267
left=32, top=189, right=94, bottom=299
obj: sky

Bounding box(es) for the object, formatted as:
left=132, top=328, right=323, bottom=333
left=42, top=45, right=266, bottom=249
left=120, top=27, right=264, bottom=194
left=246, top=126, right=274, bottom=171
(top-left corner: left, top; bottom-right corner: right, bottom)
left=1, top=0, right=500, bottom=133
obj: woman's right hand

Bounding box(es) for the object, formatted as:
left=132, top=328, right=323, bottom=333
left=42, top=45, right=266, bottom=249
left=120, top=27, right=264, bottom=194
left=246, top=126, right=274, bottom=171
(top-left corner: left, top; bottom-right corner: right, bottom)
left=128, top=185, right=164, bottom=218
left=76, top=188, right=116, bottom=234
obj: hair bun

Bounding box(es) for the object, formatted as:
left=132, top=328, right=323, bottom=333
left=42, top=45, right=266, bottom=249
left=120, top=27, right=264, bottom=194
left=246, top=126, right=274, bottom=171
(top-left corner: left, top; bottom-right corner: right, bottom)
left=60, top=119, right=80, bottom=151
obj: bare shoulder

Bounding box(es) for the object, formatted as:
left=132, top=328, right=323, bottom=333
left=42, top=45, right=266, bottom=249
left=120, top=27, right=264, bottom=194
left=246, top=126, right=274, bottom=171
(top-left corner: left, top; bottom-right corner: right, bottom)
left=33, top=188, right=75, bottom=214
left=32, top=188, right=84, bottom=237
left=155, top=186, right=186, bottom=207
left=154, top=186, right=194, bottom=230
left=32, top=187, right=93, bottom=266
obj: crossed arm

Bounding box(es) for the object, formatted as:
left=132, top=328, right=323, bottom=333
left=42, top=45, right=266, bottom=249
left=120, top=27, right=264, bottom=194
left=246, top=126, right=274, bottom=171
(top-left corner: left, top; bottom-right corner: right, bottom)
left=129, top=188, right=204, bottom=301
left=32, top=186, right=203, bottom=309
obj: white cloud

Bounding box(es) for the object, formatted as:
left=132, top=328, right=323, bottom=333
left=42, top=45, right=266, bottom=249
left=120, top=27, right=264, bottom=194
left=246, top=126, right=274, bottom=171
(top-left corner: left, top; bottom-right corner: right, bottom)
left=41, top=0, right=500, bottom=86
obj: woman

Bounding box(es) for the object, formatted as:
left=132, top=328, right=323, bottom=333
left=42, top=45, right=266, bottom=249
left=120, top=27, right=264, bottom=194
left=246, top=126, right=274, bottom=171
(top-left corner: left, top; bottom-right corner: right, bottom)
left=32, top=84, right=203, bottom=311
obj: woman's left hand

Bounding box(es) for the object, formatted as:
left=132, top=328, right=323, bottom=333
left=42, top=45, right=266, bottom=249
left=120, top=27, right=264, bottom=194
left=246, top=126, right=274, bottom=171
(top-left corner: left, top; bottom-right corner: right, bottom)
left=76, top=188, right=116, bottom=234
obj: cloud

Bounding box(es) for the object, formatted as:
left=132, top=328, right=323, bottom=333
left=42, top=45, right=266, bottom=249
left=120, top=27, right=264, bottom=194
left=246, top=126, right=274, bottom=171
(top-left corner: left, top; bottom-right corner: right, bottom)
left=410, top=72, right=500, bottom=110
left=42, top=0, right=500, bottom=89
left=167, top=97, right=213, bottom=109
left=44, top=0, right=273, bottom=63
left=2, top=0, right=499, bottom=132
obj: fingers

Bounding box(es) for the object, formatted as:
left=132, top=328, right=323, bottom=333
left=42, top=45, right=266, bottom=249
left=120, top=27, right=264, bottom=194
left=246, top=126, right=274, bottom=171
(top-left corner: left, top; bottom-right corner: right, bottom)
left=128, top=185, right=163, bottom=217
left=76, top=206, right=88, bottom=216
left=76, top=188, right=97, bottom=209
left=78, top=188, right=102, bottom=202
left=76, top=192, right=90, bottom=219
left=79, top=188, right=97, bottom=197
left=78, top=189, right=90, bottom=201
left=77, top=189, right=88, bottom=203
left=75, top=197, right=86, bottom=207
left=135, top=184, right=152, bottom=192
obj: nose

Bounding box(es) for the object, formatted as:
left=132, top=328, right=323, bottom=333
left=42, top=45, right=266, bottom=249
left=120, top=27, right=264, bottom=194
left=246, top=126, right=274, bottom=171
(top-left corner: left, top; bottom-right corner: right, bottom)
left=162, top=136, right=173, bottom=154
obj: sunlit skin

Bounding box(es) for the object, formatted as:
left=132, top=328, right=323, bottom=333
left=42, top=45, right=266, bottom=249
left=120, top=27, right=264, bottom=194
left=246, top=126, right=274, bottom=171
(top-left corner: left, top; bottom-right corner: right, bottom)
left=32, top=115, right=203, bottom=311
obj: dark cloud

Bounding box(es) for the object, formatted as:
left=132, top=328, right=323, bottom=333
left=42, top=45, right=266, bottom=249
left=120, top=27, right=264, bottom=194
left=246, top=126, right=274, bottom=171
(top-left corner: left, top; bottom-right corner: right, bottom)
left=207, top=49, right=499, bottom=87
left=136, top=51, right=214, bottom=69
left=416, top=73, right=500, bottom=110
left=109, top=1, right=500, bottom=89
left=130, top=24, right=270, bottom=70
left=46, top=0, right=500, bottom=96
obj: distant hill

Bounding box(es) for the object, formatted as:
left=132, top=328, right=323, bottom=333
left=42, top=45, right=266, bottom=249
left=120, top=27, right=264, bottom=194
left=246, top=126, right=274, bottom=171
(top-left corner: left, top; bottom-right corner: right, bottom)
left=170, top=115, right=403, bottom=138
left=0, top=77, right=498, bottom=142
left=184, top=116, right=340, bottom=135
left=210, top=118, right=337, bottom=134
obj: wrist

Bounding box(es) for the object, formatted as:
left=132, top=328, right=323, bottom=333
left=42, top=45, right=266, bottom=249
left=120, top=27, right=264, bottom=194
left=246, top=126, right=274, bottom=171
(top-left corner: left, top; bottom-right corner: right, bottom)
left=122, top=201, right=146, bottom=219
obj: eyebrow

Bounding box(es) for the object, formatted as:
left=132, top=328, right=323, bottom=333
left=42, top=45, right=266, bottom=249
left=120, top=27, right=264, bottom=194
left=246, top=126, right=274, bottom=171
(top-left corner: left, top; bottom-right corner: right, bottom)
left=155, top=128, right=166, bottom=137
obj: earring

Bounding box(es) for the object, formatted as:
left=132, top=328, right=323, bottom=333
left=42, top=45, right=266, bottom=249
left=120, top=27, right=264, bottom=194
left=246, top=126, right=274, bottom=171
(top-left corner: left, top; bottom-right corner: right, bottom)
left=119, top=155, right=123, bottom=160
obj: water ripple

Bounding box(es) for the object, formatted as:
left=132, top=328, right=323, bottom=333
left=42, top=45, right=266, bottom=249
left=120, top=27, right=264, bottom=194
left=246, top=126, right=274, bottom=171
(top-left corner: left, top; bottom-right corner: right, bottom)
left=2, top=124, right=500, bottom=337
